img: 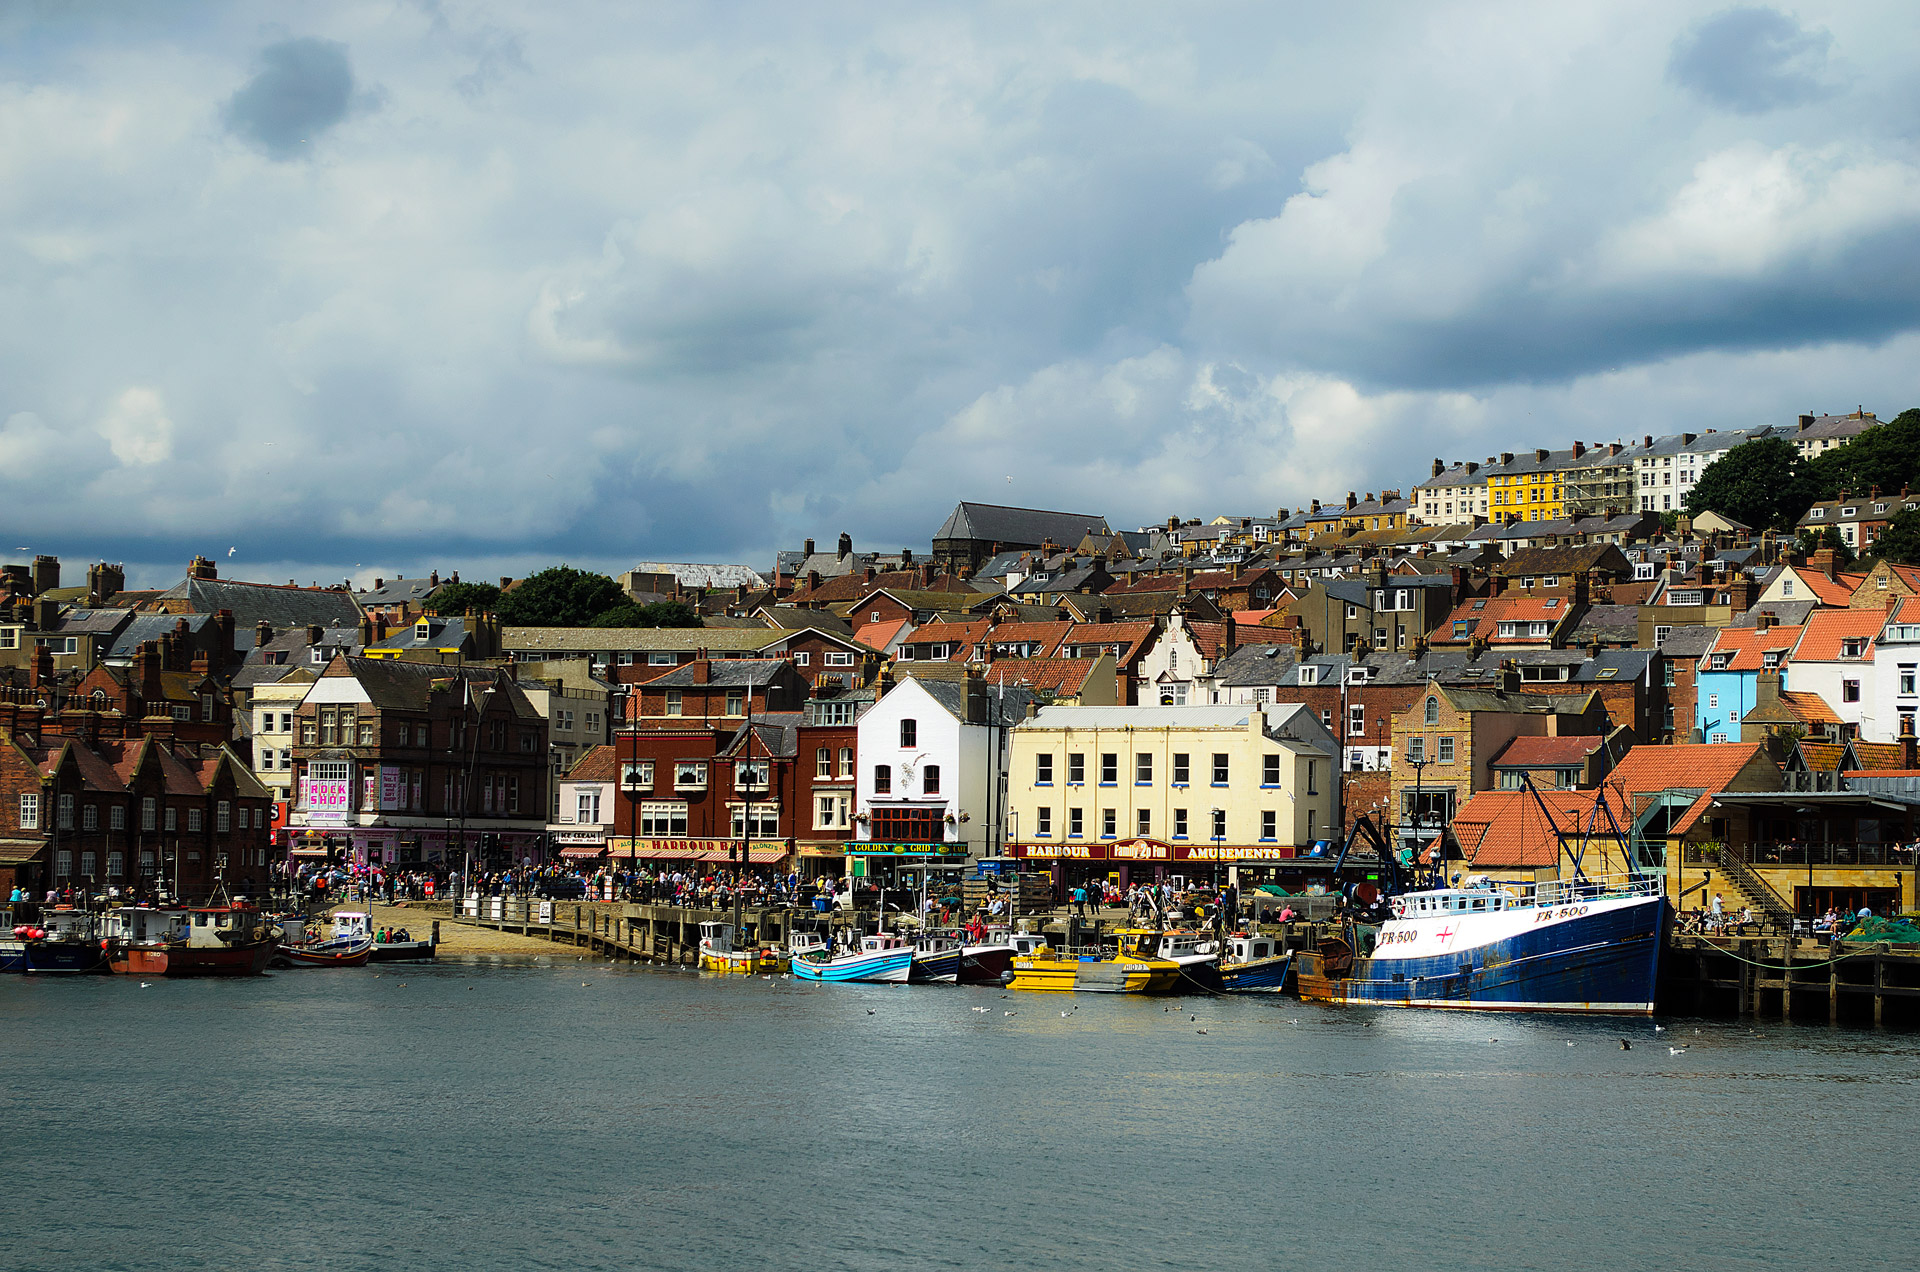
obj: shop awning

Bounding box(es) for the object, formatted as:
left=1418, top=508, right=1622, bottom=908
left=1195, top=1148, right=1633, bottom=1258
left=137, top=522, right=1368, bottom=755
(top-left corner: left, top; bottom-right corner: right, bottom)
left=559, top=844, right=608, bottom=859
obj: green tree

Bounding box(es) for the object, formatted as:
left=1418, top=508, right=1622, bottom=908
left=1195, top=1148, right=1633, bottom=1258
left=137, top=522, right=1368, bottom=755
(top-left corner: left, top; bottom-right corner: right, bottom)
left=495, top=566, right=625, bottom=627
left=1806, top=408, right=1920, bottom=500
left=1799, top=524, right=1856, bottom=570
left=1682, top=437, right=1819, bottom=531
left=589, top=600, right=703, bottom=628
left=423, top=580, right=502, bottom=616
left=1873, top=508, right=1920, bottom=565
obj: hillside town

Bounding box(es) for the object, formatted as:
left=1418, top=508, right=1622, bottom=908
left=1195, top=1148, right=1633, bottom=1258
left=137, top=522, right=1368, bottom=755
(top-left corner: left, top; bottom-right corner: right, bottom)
left=5, top=404, right=1920, bottom=927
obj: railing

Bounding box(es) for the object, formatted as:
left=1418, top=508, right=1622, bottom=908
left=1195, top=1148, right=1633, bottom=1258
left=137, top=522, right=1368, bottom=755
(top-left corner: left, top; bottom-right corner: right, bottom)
left=1710, top=846, right=1796, bottom=924
left=1738, top=842, right=1918, bottom=870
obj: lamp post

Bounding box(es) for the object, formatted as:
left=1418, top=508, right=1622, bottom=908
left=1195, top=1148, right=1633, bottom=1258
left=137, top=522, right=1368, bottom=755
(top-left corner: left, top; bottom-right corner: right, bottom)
left=1211, top=806, right=1224, bottom=891
left=456, top=682, right=495, bottom=900
left=1407, top=755, right=1429, bottom=884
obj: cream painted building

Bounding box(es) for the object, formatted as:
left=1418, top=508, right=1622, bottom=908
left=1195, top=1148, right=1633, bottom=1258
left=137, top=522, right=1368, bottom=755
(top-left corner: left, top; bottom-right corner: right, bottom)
left=1005, top=703, right=1338, bottom=892
left=248, top=673, right=317, bottom=809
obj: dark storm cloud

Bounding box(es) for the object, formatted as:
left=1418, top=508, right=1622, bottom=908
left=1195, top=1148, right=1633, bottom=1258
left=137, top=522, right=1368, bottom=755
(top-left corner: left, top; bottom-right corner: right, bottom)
left=1669, top=7, right=1834, bottom=113
left=222, top=37, right=356, bottom=158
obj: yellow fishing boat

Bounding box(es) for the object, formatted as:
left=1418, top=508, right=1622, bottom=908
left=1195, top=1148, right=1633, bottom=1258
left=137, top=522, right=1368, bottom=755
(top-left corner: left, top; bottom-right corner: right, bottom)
left=697, top=921, right=783, bottom=973
left=1006, top=929, right=1184, bottom=994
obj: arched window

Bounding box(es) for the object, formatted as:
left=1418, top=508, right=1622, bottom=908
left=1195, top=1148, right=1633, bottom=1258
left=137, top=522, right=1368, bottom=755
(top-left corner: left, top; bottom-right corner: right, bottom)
left=1424, top=696, right=1439, bottom=726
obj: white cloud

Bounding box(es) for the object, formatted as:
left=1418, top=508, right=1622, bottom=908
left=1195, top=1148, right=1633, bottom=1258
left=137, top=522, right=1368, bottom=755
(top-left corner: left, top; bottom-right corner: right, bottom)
left=96, top=388, right=174, bottom=466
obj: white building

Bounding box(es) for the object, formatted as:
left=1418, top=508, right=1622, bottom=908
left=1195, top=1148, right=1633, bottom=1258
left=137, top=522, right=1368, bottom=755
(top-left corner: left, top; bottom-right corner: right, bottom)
left=1631, top=428, right=1771, bottom=515
left=1136, top=609, right=1224, bottom=707
left=551, top=745, right=615, bottom=861
left=1784, top=608, right=1888, bottom=740
left=854, top=674, right=1030, bottom=860
left=1871, top=601, right=1920, bottom=744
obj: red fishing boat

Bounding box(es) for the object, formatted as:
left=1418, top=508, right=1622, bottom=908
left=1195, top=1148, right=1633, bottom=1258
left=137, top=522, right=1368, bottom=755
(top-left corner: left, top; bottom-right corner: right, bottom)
left=108, top=900, right=279, bottom=977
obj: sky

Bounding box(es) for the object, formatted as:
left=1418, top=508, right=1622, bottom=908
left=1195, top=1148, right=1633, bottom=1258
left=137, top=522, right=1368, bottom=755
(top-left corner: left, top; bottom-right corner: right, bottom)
left=4, top=1, right=1919, bottom=590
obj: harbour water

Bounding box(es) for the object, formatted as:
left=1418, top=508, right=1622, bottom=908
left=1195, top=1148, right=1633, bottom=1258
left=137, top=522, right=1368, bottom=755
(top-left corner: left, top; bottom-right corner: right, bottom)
left=5, top=957, right=1916, bottom=1272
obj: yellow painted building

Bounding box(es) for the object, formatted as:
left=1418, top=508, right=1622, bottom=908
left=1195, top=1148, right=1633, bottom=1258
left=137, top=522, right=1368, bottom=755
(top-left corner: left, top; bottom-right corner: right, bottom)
left=1005, top=703, right=1338, bottom=887
left=1485, top=447, right=1577, bottom=522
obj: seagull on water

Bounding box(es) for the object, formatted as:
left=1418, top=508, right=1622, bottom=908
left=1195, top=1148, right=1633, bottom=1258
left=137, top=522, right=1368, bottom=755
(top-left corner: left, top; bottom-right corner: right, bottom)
left=139, top=982, right=152, bottom=988
left=1619, top=1039, right=1631, bottom=1050
left=1195, top=1029, right=1208, bottom=1035
left=1669, top=1045, right=1689, bottom=1055
left=866, top=1008, right=875, bottom=1015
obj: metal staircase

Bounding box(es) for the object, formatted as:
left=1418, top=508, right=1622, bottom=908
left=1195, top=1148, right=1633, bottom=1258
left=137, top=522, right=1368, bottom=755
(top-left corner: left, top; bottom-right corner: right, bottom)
left=1711, top=846, right=1796, bottom=925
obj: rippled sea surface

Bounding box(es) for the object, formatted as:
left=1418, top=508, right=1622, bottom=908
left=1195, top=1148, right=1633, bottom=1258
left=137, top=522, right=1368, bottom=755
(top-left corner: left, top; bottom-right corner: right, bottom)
left=4, top=955, right=1916, bottom=1272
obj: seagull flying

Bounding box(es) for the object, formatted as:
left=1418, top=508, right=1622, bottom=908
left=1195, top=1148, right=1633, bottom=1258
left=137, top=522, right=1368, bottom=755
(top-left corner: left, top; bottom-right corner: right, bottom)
left=227, top=547, right=236, bottom=557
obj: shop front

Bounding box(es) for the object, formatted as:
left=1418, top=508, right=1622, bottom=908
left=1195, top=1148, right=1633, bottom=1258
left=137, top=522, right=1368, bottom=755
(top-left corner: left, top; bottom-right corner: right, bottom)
left=606, top=837, right=792, bottom=869
left=845, top=842, right=970, bottom=907
left=1010, top=838, right=1306, bottom=900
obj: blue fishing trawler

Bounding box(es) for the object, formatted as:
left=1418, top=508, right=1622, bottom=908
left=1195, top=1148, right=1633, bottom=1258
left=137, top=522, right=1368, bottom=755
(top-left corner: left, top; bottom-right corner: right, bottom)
left=1295, top=873, right=1665, bottom=1013
left=1293, top=796, right=1667, bottom=1015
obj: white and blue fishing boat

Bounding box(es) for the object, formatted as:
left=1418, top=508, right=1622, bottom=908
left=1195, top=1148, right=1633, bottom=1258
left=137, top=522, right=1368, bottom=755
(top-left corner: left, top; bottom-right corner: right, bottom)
left=1296, top=873, right=1664, bottom=1013
left=907, top=933, right=963, bottom=984
left=1294, top=797, right=1667, bottom=1015
left=1218, top=933, right=1294, bottom=993
left=791, top=931, right=915, bottom=984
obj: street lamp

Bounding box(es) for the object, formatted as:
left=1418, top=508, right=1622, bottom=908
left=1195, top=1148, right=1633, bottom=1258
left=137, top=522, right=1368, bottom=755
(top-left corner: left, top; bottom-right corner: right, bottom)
left=456, top=683, right=496, bottom=901
left=1211, top=806, right=1224, bottom=891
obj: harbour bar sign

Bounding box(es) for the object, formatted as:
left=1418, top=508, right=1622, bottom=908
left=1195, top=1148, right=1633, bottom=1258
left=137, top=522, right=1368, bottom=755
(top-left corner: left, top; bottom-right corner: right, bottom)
left=1011, top=838, right=1296, bottom=863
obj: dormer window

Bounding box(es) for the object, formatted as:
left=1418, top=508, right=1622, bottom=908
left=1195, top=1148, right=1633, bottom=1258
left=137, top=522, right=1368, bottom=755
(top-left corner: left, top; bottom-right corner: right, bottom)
left=1763, top=651, right=1782, bottom=669
left=415, top=620, right=431, bottom=640
left=1811, top=508, right=1824, bottom=519
left=1841, top=638, right=1867, bottom=659
left=1710, top=652, right=1731, bottom=670
left=1298, top=665, right=1319, bottom=686
left=1842, top=506, right=1857, bottom=517
left=1875, top=503, right=1888, bottom=514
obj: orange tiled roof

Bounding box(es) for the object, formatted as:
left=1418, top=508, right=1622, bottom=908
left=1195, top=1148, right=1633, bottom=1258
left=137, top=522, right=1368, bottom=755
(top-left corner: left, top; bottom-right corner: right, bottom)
left=1703, top=624, right=1803, bottom=671
left=566, top=744, right=617, bottom=782
left=1604, top=742, right=1767, bottom=796
left=1453, top=789, right=1601, bottom=868
left=1435, top=594, right=1576, bottom=643
left=1777, top=692, right=1840, bottom=726
left=1793, top=569, right=1857, bottom=606
left=855, top=618, right=910, bottom=652
left=1791, top=607, right=1886, bottom=661
left=982, top=658, right=1103, bottom=696
left=1798, top=742, right=1847, bottom=773
left=1849, top=742, right=1911, bottom=770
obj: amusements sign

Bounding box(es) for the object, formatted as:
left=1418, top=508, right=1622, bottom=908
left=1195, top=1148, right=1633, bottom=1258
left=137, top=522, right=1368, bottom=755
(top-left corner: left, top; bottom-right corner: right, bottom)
left=1011, top=838, right=1296, bottom=863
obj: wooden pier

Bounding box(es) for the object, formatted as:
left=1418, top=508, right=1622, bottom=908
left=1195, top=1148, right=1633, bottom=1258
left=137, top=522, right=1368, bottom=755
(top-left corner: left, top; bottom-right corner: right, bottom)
left=1663, top=933, right=1920, bottom=1025
left=442, top=897, right=818, bottom=965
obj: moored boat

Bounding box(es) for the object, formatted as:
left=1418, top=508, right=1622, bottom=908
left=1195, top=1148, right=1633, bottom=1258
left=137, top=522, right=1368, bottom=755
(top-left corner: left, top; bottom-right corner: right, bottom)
left=113, top=901, right=278, bottom=977
left=790, top=931, right=915, bottom=983
left=1294, top=873, right=1665, bottom=1014
left=1142, top=929, right=1223, bottom=993
left=22, top=907, right=110, bottom=974
left=278, top=936, right=375, bottom=967
left=697, top=921, right=762, bottom=974
left=1218, top=933, right=1294, bottom=993
left=1007, top=929, right=1183, bottom=994
left=908, top=932, right=964, bottom=984
left=326, top=910, right=437, bottom=963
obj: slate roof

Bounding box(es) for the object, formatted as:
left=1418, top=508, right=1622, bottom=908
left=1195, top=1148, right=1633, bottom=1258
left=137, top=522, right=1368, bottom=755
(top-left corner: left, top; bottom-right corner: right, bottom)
left=366, top=616, right=470, bottom=651
left=625, top=561, right=767, bottom=588
left=910, top=678, right=1034, bottom=726
left=646, top=659, right=791, bottom=688
left=502, top=627, right=797, bottom=653
left=353, top=576, right=444, bottom=607
left=1496, top=544, right=1631, bottom=576
left=330, top=658, right=540, bottom=717
left=1567, top=604, right=1641, bottom=646
left=104, top=612, right=221, bottom=661
left=147, top=577, right=362, bottom=648
left=931, top=502, right=1110, bottom=547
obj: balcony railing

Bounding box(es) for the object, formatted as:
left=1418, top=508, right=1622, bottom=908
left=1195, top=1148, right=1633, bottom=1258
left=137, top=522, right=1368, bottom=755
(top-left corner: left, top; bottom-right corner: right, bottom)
left=1732, top=841, right=1918, bottom=870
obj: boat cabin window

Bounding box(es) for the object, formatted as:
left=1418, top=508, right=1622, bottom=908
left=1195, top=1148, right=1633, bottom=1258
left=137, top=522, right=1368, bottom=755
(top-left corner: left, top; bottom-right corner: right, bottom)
left=1471, top=898, right=1487, bottom=911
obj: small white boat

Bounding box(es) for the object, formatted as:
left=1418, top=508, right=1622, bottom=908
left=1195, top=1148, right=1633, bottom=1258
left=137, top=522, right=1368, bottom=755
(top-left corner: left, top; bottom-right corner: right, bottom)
left=790, top=931, right=915, bottom=983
